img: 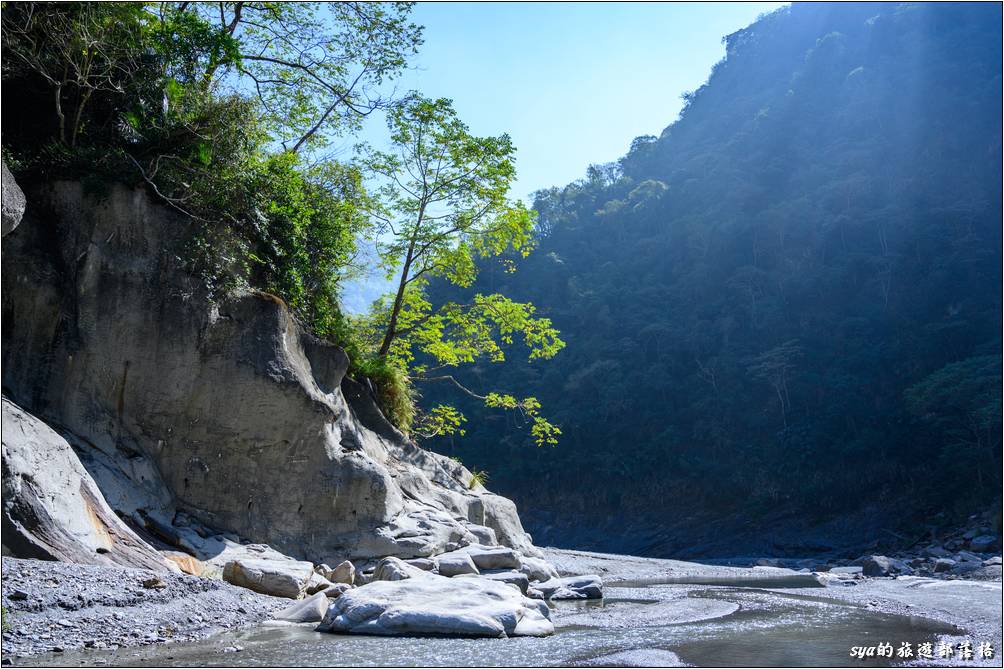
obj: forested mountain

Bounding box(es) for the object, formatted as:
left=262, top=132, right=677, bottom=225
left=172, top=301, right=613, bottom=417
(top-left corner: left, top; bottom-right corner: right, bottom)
left=424, top=2, right=1003, bottom=555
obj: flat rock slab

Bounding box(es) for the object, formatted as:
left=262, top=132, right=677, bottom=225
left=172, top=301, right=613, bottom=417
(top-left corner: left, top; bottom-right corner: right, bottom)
left=223, top=557, right=314, bottom=599
left=455, top=545, right=523, bottom=570
left=435, top=552, right=479, bottom=577
left=316, top=572, right=553, bottom=638
left=469, top=566, right=534, bottom=590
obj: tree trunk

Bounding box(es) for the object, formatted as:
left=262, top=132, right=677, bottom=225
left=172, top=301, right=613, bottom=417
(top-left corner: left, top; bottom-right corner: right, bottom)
left=378, top=204, right=427, bottom=358
left=70, top=88, right=93, bottom=147
left=378, top=253, right=413, bottom=358
left=54, top=83, right=66, bottom=143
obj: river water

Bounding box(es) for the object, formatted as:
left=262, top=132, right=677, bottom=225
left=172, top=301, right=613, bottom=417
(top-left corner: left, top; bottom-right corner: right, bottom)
left=24, top=583, right=962, bottom=667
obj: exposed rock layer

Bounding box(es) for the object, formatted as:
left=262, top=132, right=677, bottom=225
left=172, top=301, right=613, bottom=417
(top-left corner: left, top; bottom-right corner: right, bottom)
left=1, top=398, right=175, bottom=571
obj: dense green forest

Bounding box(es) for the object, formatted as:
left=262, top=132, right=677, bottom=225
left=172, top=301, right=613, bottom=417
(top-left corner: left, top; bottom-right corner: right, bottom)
left=424, top=2, right=1003, bottom=549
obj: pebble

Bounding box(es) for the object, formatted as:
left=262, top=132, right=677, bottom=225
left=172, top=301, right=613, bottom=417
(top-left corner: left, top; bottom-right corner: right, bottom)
left=2, top=556, right=285, bottom=658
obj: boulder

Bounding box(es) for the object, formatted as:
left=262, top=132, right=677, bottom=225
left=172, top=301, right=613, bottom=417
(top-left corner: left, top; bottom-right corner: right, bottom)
left=316, top=573, right=553, bottom=637
left=323, top=583, right=352, bottom=599
left=457, top=545, right=523, bottom=571
left=956, top=550, right=984, bottom=563
left=534, top=575, right=603, bottom=600
left=161, top=550, right=204, bottom=576
left=465, top=525, right=497, bottom=546
left=951, top=561, right=983, bottom=575
left=405, top=558, right=436, bottom=572
left=984, top=556, right=1003, bottom=566
left=222, top=557, right=314, bottom=599
left=315, top=560, right=355, bottom=585
left=519, top=556, right=559, bottom=583
left=461, top=570, right=531, bottom=594
left=829, top=566, right=863, bottom=575
left=272, top=592, right=330, bottom=623
left=969, top=535, right=1000, bottom=552
left=372, top=557, right=431, bottom=582
left=858, top=555, right=912, bottom=577
left=1, top=161, right=25, bottom=236
left=933, top=558, right=956, bottom=573
left=922, top=545, right=951, bottom=558
left=1, top=397, right=175, bottom=572
left=305, top=572, right=334, bottom=595
left=329, top=560, right=355, bottom=585
left=436, top=553, right=480, bottom=577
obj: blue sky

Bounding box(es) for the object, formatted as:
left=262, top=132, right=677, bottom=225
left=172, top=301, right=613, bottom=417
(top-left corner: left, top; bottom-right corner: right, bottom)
left=360, top=2, right=786, bottom=202
left=343, top=1, right=787, bottom=312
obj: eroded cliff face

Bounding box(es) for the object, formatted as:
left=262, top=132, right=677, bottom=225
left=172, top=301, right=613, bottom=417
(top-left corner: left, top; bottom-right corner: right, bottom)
left=1, top=179, right=538, bottom=566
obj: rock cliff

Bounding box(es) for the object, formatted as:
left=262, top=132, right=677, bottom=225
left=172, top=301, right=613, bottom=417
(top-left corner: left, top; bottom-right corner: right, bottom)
left=1, top=175, right=539, bottom=569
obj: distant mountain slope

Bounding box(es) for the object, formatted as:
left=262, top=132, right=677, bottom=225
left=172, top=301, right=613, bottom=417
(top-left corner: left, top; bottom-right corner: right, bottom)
left=423, top=2, right=1003, bottom=555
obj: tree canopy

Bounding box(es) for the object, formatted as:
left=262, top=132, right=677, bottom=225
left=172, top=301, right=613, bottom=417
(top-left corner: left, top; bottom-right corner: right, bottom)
left=354, top=96, right=563, bottom=444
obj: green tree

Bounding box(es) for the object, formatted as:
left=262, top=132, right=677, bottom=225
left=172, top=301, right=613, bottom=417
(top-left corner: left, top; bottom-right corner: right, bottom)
left=905, top=355, right=1002, bottom=490
left=1, top=3, right=148, bottom=145
left=162, top=2, right=424, bottom=153
left=357, top=95, right=564, bottom=445
left=2, top=1, right=417, bottom=344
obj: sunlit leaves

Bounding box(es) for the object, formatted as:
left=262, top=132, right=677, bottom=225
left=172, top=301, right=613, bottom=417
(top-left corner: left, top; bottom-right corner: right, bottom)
left=415, top=404, right=467, bottom=438
left=355, top=94, right=563, bottom=446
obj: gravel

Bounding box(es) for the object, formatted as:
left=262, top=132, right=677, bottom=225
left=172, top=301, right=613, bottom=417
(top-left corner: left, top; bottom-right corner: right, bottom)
left=1, top=557, right=287, bottom=659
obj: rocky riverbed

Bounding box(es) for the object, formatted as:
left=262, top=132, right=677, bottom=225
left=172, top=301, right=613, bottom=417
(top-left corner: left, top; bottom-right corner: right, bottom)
left=3, top=547, right=1001, bottom=667
left=0, top=558, right=287, bottom=659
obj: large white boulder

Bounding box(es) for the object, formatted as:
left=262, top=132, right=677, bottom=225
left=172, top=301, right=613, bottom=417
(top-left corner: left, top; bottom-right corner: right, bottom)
left=316, top=572, right=553, bottom=637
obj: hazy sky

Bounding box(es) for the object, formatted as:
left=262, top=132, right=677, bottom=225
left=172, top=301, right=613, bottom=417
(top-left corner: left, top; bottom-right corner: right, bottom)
left=359, top=2, right=787, bottom=202
left=344, top=2, right=787, bottom=312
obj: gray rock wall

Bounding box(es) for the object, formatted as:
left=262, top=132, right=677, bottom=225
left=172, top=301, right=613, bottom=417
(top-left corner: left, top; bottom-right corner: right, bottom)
left=1, top=181, right=539, bottom=565
left=1, top=397, right=175, bottom=571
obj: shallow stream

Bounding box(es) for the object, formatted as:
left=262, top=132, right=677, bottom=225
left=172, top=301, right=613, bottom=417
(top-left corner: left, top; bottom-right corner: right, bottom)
left=20, top=585, right=961, bottom=667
